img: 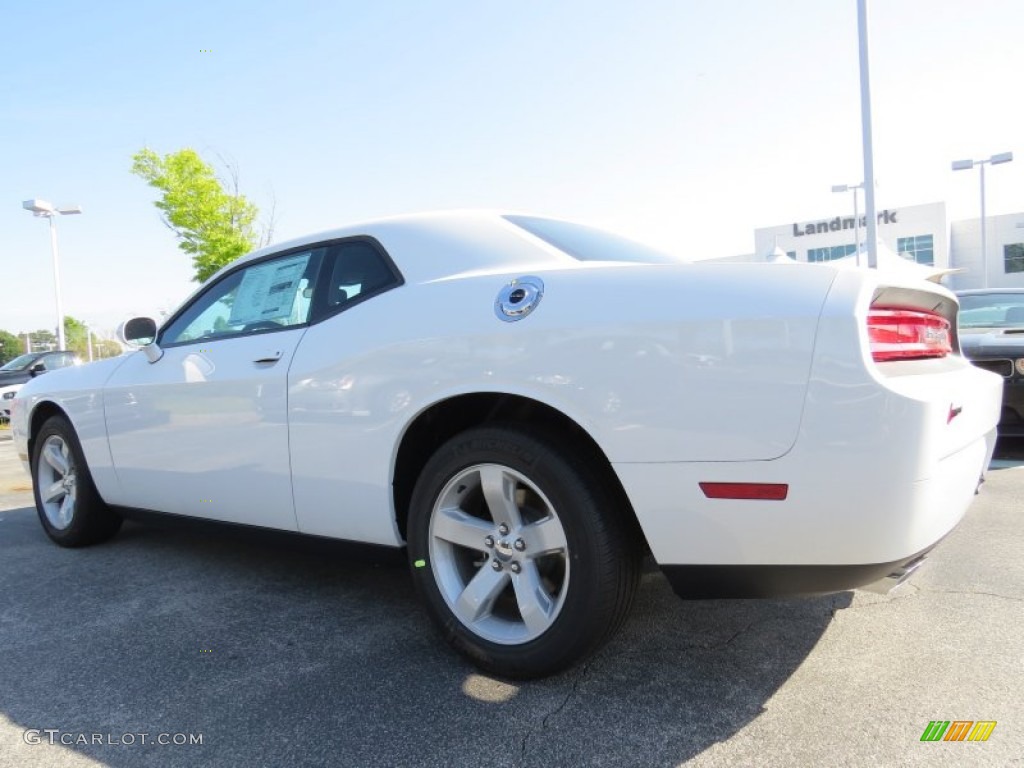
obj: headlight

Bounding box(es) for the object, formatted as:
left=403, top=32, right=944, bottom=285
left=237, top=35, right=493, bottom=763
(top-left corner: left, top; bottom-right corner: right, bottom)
left=1, top=391, right=14, bottom=400
left=1016, top=359, right=1024, bottom=376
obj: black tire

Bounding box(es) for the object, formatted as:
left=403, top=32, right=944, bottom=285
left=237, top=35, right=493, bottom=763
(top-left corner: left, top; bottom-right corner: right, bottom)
left=31, top=414, right=122, bottom=548
left=407, top=425, right=640, bottom=679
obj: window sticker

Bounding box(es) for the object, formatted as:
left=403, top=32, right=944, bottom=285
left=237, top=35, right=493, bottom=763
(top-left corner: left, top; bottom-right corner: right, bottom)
left=228, top=253, right=311, bottom=326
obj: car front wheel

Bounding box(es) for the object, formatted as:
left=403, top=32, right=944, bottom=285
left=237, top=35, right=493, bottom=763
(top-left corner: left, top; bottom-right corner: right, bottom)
left=407, top=426, right=640, bottom=679
left=32, top=414, right=122, bottom=547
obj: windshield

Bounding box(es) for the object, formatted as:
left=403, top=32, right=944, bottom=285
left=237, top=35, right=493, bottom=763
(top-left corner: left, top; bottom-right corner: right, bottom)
left=0, top=353, right=39, bottom=371
left=506, top=215, right=685, bottom=265
left=958, top=293, right=1024, bottom=328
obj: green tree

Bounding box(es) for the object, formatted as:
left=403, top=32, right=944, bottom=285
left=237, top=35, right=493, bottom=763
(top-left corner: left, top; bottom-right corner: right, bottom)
left=92, top=339, right=122, bottom=359
left=56, top=316, right=122, bottom=360
left=23, top=319, right=92, bottom=357
left=131, top=148, right=262, bottom=282
left=29, top=329, right=57, bottom=351
left=0, top=330, right=24, bottom=365
left=63, top=316, right=89, bottom=357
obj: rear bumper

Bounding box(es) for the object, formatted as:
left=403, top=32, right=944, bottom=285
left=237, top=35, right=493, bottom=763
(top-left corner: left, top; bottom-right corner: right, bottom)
left=616, top=427, right=994, bottom=589
left=661, top=545, right=937, bottom=599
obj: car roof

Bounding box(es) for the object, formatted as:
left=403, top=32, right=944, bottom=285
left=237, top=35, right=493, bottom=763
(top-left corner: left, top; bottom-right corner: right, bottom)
left=20, top=350, right=73, bottom=359
left=33, top=350, right=76, bottom=358
left=222, top=211, right=640, bottom=285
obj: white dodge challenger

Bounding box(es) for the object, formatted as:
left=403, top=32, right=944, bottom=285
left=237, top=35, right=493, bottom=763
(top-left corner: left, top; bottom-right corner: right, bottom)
left=11, top=211, right=1002, bottom=678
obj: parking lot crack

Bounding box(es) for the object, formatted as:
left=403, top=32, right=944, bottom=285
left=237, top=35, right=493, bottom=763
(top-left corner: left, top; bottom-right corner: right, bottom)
left=921, top=587, right=1024, bottom=604
left=847, top=583, right=1024, bottom=612
left=719, top=620, right=757, bottom=648
left=519, top=657, right=593, bottom=765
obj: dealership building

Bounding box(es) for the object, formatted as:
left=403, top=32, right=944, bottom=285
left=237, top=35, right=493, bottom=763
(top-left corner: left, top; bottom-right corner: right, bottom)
left=743, top=201, right=1024, bottom=290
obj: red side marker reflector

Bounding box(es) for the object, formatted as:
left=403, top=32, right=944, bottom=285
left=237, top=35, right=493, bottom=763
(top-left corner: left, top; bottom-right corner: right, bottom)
left=699, top=482, right=789, bottom=501
left=947, top=403, right=963, bottom=424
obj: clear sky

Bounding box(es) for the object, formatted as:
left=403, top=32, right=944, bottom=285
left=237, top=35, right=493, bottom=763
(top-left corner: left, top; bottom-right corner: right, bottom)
left=2, top=0, right=1022, bottom=337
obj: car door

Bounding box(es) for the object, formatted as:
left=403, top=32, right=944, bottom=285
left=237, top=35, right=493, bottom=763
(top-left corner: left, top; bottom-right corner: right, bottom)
left=102, top=246, right=327, bottom=529
left=286, top=238, right=406, bottom=544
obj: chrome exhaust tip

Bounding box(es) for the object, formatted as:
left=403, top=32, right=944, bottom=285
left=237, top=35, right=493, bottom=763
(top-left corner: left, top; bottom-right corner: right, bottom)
left=861, top=554, right=927, bottom=595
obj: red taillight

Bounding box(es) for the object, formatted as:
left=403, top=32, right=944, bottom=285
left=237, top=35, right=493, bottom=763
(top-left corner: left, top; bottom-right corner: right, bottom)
left=867, top=307, right=951, bottom=362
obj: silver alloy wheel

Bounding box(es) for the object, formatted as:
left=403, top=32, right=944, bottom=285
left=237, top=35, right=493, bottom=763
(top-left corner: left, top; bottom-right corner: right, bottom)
left=428, top=463, right=570, bottom=645
left=36, top=434, right=77, bottom=530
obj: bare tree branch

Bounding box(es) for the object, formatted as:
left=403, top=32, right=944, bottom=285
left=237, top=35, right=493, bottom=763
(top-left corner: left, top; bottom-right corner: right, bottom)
left=260, top=189, right=278, bottom=248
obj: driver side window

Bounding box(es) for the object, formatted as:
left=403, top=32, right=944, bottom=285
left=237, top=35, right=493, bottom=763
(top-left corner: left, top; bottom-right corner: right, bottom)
left=161, top=248, right=324, bottom=346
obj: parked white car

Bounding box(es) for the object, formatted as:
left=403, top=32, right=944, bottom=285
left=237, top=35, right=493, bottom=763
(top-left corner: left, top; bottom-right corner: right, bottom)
left=11, top=211, right=1001, bottom=678
left=0, top=385, right=18, bottom=419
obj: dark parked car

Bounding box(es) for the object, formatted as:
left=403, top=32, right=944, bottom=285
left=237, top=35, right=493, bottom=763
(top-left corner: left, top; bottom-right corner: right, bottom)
left=958, top=288, right=1024, bottom=436
left=0, top=351, right=81, bottom=418
left=0, top=350, right=81, bottom=386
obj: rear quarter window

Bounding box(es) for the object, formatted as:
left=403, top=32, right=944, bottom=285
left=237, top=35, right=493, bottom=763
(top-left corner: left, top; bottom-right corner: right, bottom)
left=505, top=215, right=685, bottom=265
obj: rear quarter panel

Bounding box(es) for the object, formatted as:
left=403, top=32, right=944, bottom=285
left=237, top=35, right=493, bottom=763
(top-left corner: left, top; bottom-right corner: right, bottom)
left=286, top=261, right=837, bottom=543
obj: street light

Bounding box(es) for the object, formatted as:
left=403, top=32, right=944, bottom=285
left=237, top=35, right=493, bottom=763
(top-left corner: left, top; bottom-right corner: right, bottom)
left=84, top=322, right=94, bottom=362
left=22, top=199, right=82, bottom=351
left=80, top=321, right=109, bottom=361
left=951, top=152, right=1013, bottom=288
left=857, top=0, right=879, bottom=269
left=832, top=182, right=865, bottom=265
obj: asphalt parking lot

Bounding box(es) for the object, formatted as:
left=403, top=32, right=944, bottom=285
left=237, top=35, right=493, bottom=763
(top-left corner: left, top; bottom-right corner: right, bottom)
left=1, top=436, right=1022, bottom=767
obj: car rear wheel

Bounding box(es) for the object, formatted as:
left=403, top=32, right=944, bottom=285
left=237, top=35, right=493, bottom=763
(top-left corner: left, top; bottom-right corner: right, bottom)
left=407, top=425, right=640, bottom=679
left=32, top=414, right=122, bottom=547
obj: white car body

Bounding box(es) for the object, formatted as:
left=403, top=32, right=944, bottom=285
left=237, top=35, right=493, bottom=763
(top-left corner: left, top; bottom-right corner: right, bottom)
left=12, top=211, right=1001, bottom=603
left=0, top=384, right=19, bottom=418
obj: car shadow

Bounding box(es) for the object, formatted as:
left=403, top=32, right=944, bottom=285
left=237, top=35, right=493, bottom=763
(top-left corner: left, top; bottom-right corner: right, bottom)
left=1, top=508, right=848, bottom=767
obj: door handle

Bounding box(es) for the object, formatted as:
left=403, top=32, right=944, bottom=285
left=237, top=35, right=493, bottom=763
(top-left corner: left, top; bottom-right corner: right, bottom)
left=253, top=350, right=283, bottom=363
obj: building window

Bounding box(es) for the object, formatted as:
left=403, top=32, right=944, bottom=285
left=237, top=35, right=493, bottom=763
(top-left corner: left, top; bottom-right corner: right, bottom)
left=807, top=244, right=855, bottom=263
left=786, top=251, right=796, bottom=260
left=897, top=234, right=934, bottom=265
left=1006, top=243, right=1024, bottom=274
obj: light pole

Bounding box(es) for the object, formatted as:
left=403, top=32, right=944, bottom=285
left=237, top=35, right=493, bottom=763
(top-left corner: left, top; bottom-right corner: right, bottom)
left=22, top=199, right=83, bottom=351
left=952, top=152, right=1013, bottom=288
left=832, top=182, right=865, bottom=265
left=857, top=0, right=879, bottom=269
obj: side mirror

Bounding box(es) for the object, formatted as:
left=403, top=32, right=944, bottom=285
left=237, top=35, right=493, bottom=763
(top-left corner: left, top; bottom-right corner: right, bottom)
left=117, top=317, right=163, bottom=363
left=29, top=362, right=46, bottom=377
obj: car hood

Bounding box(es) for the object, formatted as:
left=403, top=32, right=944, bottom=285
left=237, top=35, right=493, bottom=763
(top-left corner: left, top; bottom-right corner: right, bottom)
left=960, top=327, right=1024, bottom=356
